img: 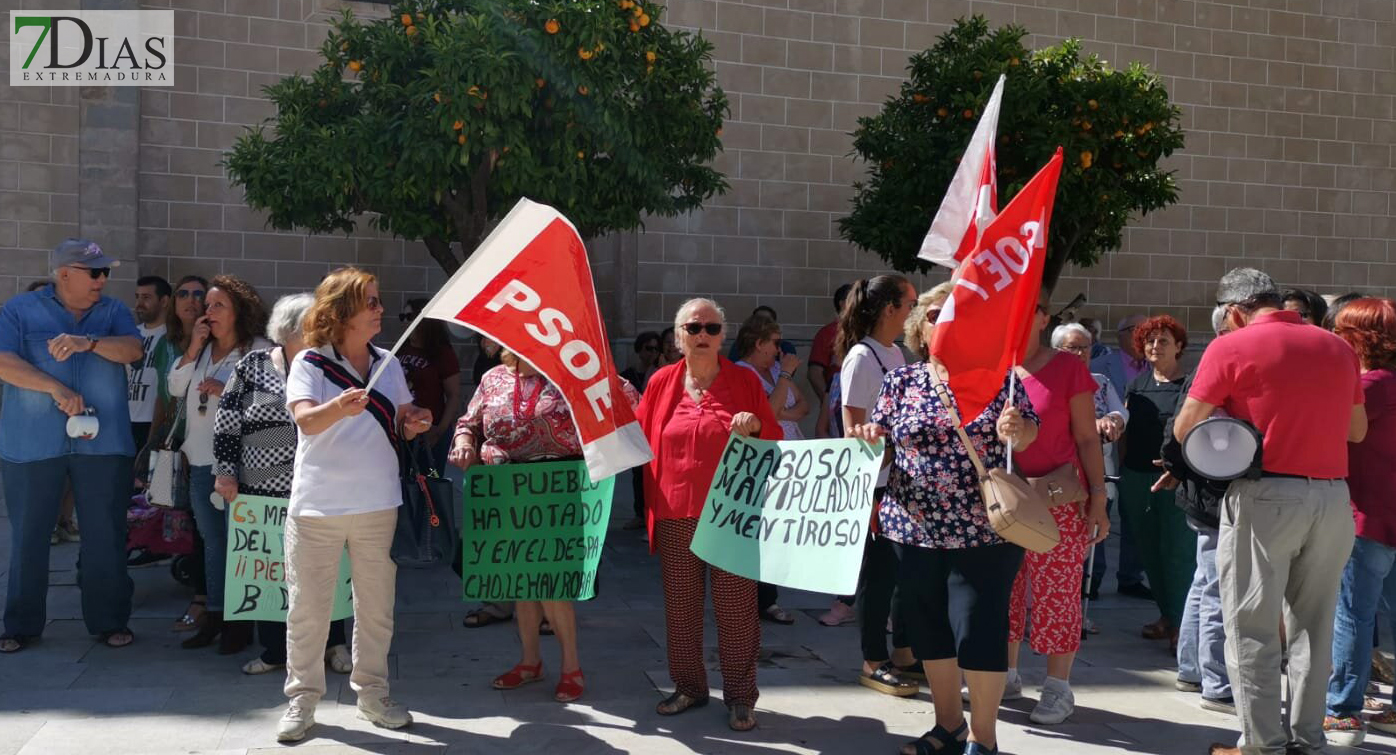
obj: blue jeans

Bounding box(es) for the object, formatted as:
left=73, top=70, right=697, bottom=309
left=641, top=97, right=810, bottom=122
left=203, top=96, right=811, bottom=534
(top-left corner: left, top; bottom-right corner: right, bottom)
left=2, top=455, right=134, bottom=637
left=188, top=465, right=227, bottom=612
left=1177, top=524, right=1231, bottom=700
left=1327, top=536, right=1396, bottom=717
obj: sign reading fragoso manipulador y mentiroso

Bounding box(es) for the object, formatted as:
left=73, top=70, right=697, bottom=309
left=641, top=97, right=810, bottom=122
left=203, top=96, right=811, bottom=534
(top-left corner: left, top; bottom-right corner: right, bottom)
left=10, top=11, right=173, bottom=86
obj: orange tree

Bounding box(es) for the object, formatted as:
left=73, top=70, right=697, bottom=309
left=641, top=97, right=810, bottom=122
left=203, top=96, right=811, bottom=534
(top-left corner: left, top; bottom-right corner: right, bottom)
left=224, top=0, right=727, bottom=272
left=839, top=17, right=1185, bottom=292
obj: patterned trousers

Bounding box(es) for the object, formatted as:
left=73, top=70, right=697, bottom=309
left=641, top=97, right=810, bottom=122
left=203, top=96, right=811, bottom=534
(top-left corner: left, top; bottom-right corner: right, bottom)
left=655, top=517, right=760, bottom=708
left=1008, top=502, right=1090, bottom=656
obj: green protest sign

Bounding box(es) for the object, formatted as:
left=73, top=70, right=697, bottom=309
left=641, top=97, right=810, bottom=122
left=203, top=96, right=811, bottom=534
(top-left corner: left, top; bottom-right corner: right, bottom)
left=460, top=460, right=613, bottom=601
left=225, top=495, right=353, bottom=623
left=690, top=434, right=883, bottom=595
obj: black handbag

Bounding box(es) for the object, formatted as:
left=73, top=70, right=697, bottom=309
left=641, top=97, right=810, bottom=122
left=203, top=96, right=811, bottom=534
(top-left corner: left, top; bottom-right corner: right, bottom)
left=390, top=439, right=458, bottom=568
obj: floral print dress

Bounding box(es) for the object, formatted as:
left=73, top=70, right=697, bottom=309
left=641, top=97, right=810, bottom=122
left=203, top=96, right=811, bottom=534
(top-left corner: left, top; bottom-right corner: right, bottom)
left=872, top=362, right=1037, bottom=550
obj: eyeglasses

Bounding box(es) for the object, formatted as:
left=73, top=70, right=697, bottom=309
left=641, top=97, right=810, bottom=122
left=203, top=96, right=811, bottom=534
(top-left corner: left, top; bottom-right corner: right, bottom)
left=683, top=322, right=722, bottom=336
left=924, top=308, right=942, bottom=322
left=366, top=296, right=383, bottom=311
left=176, top=289, right=206, bottom=300
left=68, top=265, right=110, bottom=280
left=1059, top=344, right=1090, bottom=354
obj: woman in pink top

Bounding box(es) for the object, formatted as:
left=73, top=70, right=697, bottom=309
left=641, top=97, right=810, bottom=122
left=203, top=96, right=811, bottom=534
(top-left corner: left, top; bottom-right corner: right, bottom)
left=1004, top=304, right=1109, bottom=726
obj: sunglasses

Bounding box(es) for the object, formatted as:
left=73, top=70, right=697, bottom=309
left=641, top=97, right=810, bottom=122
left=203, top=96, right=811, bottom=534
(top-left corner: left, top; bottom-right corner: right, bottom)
left=176, top=289, right=206, bottom=300
left=683, top=322, right=722, bottom=336
left=366, top=296, right=383, bottom=311
left=68, top=265, right=110, bottom=280
left=925, top=308, right=942, bottom=322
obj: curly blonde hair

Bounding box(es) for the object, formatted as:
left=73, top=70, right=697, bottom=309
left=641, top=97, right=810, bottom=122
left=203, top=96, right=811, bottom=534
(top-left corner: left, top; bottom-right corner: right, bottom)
left=904, top=281, right=955, bottom=357
left=303, top=267, right=376, bottom=348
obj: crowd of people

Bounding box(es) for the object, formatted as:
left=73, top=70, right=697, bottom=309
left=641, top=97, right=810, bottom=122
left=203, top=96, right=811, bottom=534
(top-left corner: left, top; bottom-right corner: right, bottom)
left=2, top=238, right=1395, bottom=754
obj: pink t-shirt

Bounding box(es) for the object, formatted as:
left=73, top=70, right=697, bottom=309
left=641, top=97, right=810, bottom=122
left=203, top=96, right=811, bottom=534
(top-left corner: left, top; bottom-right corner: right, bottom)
left=1350, top=369, right=1396, bottom=547
left=1189, top=309, right=1362, bottom=479
left=1015, top=350, right=1097, bottom=478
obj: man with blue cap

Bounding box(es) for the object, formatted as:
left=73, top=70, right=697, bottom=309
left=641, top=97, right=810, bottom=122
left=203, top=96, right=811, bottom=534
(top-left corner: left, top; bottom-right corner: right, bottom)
left=0, top=239, right=144, bottom=653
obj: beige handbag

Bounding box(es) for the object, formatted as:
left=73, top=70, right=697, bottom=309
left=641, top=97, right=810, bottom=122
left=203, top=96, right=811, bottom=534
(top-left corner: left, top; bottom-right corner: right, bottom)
left=929, top=376, right=1061, bottom=554
left=147, top=401, right=186, bottom=508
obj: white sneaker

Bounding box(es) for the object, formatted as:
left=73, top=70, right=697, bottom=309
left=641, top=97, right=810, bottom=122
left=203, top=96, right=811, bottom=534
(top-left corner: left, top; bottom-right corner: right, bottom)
left=961, top=668, right=1022, bottom=702
left=276, top=702, right=315, bottom=742
left=325, top=644, right=352, bottom=674
left=1029, top=682, right=1075, bottom=725
left=358, top=695, right=412, bottom=729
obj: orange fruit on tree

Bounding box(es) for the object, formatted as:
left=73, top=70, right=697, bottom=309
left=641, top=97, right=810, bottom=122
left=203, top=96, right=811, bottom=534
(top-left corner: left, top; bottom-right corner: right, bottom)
left=629, top=22, right=639, bottom=32
left=639, top=13, right=650, bottom=26
left=1079, top=150, right=1093, bottom=169
left=577, top=85, right=589, bottom=95
left=544, top=18, right=560, bottom=34
left=535, top=77, right=546, bottom=88
left=633, top=6, right=643, bottom=17
left=577, top=150, right=585, bottom=159
left=715, top=127, right=723, bottom=136
left=348, top=60, right=362, bottom=72
left=401, top=13, right=412, bottom=26
left=579, top=47, right=593, bottom=60
left=406, top=25, right=417, bottom=37
left=912, top=93, right=928, bottom=103
left=458, top=134, right=466, bottom=145
left=468, top=85, right=480, bottom=97
left=453, top=120, right=463, bottom=130
left=645, top=50, right=656, bottom=63
left=1088, top=99, right=1099, bottom=110
left=936, top=106, right=949, bottom=118
left=433, top=92, right=442, bottom=103
left=962, top=108, right=974, bottom=119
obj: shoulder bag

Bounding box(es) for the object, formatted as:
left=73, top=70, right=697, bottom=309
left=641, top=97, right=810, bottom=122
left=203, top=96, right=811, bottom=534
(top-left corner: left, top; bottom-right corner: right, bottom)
left=927, top=371, right=1061, bottom=554
left=147, top=400, right=188, bottom=508
left=391, top=438, right=458, bottom=568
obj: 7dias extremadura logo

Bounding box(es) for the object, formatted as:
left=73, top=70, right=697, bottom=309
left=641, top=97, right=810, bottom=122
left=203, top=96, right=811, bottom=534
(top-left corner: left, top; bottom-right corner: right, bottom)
left=10, top=11, right=173, bottom=86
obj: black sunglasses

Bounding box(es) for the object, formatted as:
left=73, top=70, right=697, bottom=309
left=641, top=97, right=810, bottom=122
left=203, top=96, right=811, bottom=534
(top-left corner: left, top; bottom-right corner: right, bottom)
left=683, top=322, right=722, bottom=336
left=176, top=289, right=206, bottom=300
left=68, top=265, right=110, bottom=280
left=925, top=307, right=943, bottom=322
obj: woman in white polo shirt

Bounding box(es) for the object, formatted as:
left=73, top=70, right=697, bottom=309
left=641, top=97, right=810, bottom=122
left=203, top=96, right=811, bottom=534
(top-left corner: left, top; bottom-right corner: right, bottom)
left=275, top=267, right=432, bottom=743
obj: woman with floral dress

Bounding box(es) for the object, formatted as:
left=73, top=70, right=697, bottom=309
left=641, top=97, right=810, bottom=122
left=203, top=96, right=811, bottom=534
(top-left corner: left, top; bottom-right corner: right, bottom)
left=850, top=357, right=1038, bottom=755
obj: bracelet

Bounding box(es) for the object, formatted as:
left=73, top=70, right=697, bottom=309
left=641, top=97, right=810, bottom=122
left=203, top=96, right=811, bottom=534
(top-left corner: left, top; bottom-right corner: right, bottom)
left=87, top=336, right=98, bottom=352
left=779, top=371, right=793, bottom=380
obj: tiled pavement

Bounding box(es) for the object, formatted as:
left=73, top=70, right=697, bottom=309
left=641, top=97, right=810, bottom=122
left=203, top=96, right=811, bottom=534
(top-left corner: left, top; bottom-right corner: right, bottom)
left=2, top=471, right=1396, bottom=755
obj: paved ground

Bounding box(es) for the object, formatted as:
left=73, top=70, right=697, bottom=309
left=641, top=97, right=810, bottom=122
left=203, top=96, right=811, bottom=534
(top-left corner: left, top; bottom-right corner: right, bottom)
left=3, top=471, right=1396, bottom=755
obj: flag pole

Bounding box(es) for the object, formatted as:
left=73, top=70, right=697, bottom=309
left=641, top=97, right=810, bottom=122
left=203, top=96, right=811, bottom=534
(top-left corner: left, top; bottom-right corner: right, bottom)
left=366, top=308, right=431, bottom=393
left=1005, top=349, right=1019, bottom=474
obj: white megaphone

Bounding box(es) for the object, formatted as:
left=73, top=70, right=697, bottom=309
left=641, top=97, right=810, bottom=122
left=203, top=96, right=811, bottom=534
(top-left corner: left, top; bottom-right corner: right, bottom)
left=1181, top=415, right=1262, bottom=481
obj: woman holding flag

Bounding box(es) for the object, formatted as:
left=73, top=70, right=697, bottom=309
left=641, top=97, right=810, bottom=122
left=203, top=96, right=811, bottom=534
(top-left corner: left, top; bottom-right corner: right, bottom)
left=1006, top=303, right=1110, bottom=726
left=636, top=297, right=782, bottom=733
left=276, top=267, right=433, bottom=743
left=848, top=286, right=1039, bottom=755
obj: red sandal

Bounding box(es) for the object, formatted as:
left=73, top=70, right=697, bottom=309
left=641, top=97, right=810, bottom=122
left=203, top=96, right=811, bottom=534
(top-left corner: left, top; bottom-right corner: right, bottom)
left=555, top=669, right=585, bottom=702
left=492, top=662, right=544, bottom=690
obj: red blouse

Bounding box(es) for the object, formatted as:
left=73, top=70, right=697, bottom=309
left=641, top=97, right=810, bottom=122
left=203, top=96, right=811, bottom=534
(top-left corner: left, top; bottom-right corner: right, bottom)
left=637, top=358, right=783, bottom=552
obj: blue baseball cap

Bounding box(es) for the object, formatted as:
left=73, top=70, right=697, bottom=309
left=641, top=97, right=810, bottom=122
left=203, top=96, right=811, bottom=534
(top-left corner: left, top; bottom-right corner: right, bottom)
left=51, top=238, right=120, bottom=270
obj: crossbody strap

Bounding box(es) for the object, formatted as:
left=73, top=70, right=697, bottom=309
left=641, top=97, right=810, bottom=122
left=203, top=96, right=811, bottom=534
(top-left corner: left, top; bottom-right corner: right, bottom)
left=926, top=366, right=989, bottom=480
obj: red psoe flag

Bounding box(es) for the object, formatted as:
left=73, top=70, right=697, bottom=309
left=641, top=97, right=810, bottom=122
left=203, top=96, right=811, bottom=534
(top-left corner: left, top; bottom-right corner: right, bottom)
left=416, top=199, right=653, bottom=482
left=930, top=148, right=1064, bottom=426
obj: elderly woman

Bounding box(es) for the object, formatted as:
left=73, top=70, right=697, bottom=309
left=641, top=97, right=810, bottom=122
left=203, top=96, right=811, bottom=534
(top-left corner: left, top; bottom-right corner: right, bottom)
left=636, top=298, right=782, bottom=732
left=212, top=293, right=350, bottom=677
left=1325, top=299, right=1396, bottom=743
left=849, top=288, right=1039, bottom=755
left=1005, top=304, right=1110, bottom=726
left=1119, top=315, right=1196, bottom=650
left=450, top=350, right=638, bottom=702
left=168, top=275, right=270, bottom=653
left=277, top=267, right=433, bottom=743
left=1052, top=322, right=1128, bottom=611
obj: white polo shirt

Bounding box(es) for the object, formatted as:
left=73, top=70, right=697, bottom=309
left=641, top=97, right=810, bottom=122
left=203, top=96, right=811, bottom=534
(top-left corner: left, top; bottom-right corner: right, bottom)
left=285, top=344, right=413, bottom=517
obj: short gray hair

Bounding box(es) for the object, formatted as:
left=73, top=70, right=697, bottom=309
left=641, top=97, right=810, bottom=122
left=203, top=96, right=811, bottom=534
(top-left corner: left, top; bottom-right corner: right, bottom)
left=1211, top=304, right=1230, bottom=336
left=1217, top=268, right=1278, bottom=306
left=1050, top=322, right=1093, bottom=349
left=673, top=297, right=726, bottom=334
left=267, top=292, right=314, bottom=345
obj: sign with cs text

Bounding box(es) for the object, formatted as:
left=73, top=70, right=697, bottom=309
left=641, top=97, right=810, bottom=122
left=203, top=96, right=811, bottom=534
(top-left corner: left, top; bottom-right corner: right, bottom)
left=225, top=495, right=353, bottom=623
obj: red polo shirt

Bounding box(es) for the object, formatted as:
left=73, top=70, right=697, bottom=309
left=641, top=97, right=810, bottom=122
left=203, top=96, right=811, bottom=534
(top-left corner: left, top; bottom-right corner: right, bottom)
left=1188, top=309, right=1362, bottom=479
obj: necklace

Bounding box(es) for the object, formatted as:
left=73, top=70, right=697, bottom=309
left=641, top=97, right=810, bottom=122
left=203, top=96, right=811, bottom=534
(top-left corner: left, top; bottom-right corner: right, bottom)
left=197, top=343, right=238, bottom=416
left=512, top=371, right=544, bottom=420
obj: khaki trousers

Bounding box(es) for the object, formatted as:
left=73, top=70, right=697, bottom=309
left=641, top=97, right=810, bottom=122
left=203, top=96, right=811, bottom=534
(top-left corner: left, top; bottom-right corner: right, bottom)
left=283, top=507, right=398, bottom=707
left=1218, top=477, right=1354, bottom=755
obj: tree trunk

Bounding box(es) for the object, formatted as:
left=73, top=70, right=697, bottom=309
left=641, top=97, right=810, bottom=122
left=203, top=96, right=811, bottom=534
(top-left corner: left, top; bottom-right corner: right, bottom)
left=422, top=236, right=460, bottom=274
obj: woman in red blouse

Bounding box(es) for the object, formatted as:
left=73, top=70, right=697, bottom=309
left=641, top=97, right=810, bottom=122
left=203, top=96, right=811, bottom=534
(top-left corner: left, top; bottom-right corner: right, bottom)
left=636, top=298, right=782, bottom=733
left=449, top=350, right=637, bottom=703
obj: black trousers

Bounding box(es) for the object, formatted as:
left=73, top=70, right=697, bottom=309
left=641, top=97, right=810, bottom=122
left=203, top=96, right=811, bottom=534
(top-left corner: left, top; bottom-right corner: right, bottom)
left=259, top=618, right=347, bottom=665
left=858, top=534, right=907, bottom=662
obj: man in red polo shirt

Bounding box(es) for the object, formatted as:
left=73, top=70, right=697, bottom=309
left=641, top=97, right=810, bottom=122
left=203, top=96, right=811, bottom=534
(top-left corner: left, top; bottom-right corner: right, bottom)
left=1174, top=268, right=1367, bottom=755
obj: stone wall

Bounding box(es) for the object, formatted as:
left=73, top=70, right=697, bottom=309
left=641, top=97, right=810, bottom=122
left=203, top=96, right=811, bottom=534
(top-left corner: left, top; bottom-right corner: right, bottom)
left=2, top=0, right=1393, bottom=349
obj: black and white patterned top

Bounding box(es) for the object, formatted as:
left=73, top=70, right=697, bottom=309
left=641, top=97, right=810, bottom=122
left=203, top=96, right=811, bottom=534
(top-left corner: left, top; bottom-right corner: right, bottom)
left=214, top=348, right=297, bottom=498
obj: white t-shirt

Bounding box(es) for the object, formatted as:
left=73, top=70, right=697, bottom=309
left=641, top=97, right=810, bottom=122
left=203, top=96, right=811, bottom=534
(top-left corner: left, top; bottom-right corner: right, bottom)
left=285, top=345, right=414, bottom=518
left=736, top=360, right=803, bottom=441
left=127, top=322, right=166, bottom=423
left=839, top=337, right=907, bottom=487
left=169, top=338, right=271, bottom=466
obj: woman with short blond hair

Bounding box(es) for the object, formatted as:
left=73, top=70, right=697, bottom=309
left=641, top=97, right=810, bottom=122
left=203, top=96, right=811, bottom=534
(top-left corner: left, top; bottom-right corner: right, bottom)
left=276, top=267, right=433, bottom=743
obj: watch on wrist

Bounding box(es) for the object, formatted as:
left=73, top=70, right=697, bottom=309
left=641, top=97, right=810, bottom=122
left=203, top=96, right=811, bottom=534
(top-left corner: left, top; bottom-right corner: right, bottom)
left=85, top=336, right=97, bottom=352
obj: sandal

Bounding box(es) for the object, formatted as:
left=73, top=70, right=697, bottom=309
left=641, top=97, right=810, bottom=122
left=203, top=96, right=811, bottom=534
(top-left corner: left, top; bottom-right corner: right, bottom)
left=325, top=644, right=352, bottom=674
left=860, top=661, right=919, bottom=697
left=463, top=605, right=513, bottom=628
left=761, top=605, right=795, bottom=625
left=171, top=599, right=206, bottom=633
left=656, top=690, right=710, bottom=716
left=555, top=669, right=585, bottom=702
left=242, top=658, right=285, bottom=675
left=1142, top=618, right=1170, bottom=640
left=0, top=634, right=28, bottom=653
left=900, top=721, right=968, bottom=755
left=493, top=662, right=544, bottom=690
left=100, top=628, right=134, bottom=648
left=540, top=619, right=554, bottom=636
left=728, top=704, right=758, bottom=732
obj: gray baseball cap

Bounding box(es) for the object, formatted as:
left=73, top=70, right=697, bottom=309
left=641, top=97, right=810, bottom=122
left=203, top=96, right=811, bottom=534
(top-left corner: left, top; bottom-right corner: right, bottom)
left=51, top=238, right=120, bottom=270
